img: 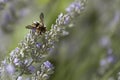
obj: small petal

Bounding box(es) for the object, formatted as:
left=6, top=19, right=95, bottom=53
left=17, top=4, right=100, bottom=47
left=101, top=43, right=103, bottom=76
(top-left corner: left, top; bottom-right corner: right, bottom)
left=17, top=76, right=22, bottom=80
left=28, top=65, right=35, bottom=73
left=107, top=56, right=114, bottom=63
left=43, top=61, right=53, bottom=69
left=64, top=15, right=70, bottom=25
left=100, top=59, right=107, bottom=66
left=6, top=64, right=15, bottom=75
left=13, top=58, right=20, bottom=66
left=13, top=58, right=19, bottom=63
left=36, top=43, right=42, bottom=48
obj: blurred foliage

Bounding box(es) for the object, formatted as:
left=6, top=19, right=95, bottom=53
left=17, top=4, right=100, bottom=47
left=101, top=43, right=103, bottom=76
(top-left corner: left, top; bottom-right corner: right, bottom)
left=0, top=0, right=120, bottom=80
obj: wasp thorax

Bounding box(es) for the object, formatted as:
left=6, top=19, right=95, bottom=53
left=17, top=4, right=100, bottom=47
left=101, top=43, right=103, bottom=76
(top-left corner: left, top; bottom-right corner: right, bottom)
left=33, top=21, right=40, bottom=27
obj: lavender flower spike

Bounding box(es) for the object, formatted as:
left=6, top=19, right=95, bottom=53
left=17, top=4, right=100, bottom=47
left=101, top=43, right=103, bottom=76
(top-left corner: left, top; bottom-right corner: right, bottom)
left=0, top=0, right=86, bottom=80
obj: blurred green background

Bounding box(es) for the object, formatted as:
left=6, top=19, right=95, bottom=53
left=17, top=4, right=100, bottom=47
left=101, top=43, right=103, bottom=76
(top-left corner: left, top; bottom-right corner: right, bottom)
left=0, top=0, right=120, bottom=80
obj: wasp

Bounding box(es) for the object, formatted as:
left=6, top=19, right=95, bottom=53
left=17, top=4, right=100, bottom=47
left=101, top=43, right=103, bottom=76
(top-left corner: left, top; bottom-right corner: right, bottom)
left=26, top=13, right=46, bottom=34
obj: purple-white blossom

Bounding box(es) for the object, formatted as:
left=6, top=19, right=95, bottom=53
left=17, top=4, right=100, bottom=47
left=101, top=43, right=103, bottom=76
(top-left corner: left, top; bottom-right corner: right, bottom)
left=44, top=61, right=53, bottom=69
left=66, top=0, right=85, bottom=15
left=17, top=76, right=23, bottom=80
left=28, top=65, right=35, bottom=73
left=36, top=42, right=42, bottom=48
left=6, top=64, right=15, bottom=75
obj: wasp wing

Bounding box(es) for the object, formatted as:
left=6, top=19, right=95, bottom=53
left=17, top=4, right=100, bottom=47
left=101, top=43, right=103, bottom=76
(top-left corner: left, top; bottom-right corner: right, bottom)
left=25, top=25, right=34, bottom=29
left=40, top=12, right=44, bottom=21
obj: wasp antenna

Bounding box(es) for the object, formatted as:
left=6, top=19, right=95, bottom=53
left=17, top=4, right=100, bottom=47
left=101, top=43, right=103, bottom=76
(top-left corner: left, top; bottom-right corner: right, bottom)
left=40, top=12, right=44, bottom=21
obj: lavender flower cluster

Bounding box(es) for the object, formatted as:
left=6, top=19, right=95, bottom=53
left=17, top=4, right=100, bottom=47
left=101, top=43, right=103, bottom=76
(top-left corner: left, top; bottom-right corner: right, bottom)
left=0, top=0, right=6, bottom=10
left=0, top=0, right=86, bottom=80
left=98, top=48, right=116, bottom=75
left=0, top=0, right=30, bottom=33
